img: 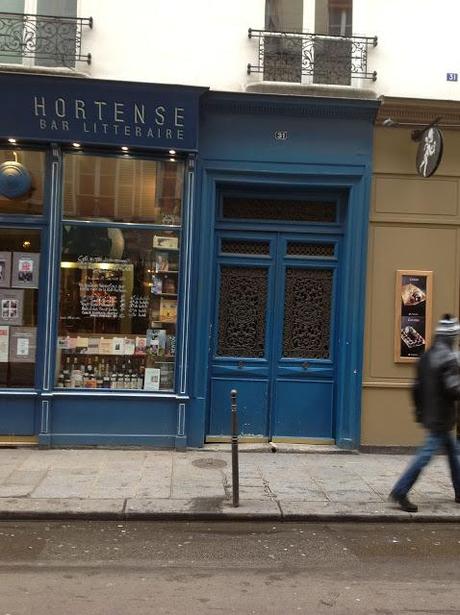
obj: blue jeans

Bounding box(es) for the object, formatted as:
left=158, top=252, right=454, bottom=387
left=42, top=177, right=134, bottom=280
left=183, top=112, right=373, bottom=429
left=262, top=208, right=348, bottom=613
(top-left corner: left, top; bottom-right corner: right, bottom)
left=392, top=431, right=460, bottom=498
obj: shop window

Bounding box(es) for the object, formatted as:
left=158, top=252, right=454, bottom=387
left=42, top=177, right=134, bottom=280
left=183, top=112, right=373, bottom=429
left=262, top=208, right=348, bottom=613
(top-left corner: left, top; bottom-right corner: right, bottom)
left=0, top=228, right=41, bottom=388
left=0, top=148, right=45, bottom=215
left=63, top=155, right=183, bottom=224
left=56, top=153, right=185, bottom=392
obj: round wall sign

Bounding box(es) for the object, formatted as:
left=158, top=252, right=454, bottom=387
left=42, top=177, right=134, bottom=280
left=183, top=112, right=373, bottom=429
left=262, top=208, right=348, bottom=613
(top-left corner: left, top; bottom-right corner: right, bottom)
left=0, top=161, right=32, bottom=199
left=416, top=127, right=443, bottom=178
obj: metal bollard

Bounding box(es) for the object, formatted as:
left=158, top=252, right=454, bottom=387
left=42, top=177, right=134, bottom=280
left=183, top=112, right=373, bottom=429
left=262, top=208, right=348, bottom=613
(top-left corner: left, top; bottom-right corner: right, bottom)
left=230, top=389, right=239, bottom=507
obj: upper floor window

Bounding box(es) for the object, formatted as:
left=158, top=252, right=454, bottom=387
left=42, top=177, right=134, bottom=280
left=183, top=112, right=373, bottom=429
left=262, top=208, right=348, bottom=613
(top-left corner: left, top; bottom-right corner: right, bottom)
left=315, top=0, right=352, bottom=36
left=265, top=0, right=303, bottom=32
left=0, top=0, right=91, bottom=68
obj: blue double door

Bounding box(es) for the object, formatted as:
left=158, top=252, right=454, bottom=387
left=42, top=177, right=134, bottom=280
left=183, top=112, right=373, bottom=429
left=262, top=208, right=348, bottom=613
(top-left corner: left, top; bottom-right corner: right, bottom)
left=207, top=230, right=340, bottom=442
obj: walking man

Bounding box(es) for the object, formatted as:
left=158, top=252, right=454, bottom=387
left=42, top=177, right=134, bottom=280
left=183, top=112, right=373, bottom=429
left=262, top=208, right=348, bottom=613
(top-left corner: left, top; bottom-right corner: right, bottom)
left=390, top=314, right=460, bottom=512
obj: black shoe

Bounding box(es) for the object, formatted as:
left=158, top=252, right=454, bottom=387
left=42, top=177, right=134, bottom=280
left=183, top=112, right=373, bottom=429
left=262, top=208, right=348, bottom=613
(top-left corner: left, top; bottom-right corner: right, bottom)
left=389, top=491, right=418, bottom=513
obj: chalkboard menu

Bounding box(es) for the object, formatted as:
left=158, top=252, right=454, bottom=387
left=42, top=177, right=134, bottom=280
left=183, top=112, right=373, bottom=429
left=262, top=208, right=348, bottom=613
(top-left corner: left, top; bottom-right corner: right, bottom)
left=60, top=260, right=135, bottom=332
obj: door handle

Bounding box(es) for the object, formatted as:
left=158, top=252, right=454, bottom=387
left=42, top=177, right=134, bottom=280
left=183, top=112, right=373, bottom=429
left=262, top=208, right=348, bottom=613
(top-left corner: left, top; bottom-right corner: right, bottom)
left=302, top=361, right=309, bottom=370
left=238, top=361, right=244, bottom=369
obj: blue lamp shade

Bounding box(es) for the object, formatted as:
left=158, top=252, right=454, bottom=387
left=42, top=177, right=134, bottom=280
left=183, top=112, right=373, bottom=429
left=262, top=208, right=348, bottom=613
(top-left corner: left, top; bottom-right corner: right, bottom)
left=0, top=161, right=32, bottom=199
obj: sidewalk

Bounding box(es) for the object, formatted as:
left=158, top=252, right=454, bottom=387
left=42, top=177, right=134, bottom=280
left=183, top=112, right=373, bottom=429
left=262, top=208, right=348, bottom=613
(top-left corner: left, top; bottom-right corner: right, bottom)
left=0, top=446, right=459, bottom=522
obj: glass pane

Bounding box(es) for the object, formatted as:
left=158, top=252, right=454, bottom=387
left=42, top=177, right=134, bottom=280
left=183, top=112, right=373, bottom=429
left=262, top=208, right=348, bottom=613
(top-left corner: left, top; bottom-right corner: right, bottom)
left=63, top=154, right=184, bottom=224
left=0, top=149, right=45, bottom=215
left=0, top=0, right=25, bottom=64
left=217, top=266, right=267, bottom=358
left=0, top=228, right=41, bottom=388
left=222, top=197, right=336, bottom=223
left=57, top=226, right=180, bottom=391
left=36, top=0, right=77, bottom=68
left=265, top=0, right=303, bottom=31
left=282, top=268, right=332, bottom=358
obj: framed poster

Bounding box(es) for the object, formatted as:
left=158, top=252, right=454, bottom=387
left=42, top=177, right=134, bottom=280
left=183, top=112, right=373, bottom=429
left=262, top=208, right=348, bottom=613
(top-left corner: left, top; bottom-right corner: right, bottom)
left=0, top=288, right=24, bottom=326
left=0, top=252, right=11, bottom=288
left=9, top=327, right=37, bottom=363
left=12, top=252, right=40, bottom=288
left=394, top=270, right=433, bottom=363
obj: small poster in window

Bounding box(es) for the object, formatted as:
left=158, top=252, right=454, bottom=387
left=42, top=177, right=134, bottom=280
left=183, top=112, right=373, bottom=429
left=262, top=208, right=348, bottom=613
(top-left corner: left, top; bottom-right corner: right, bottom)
left=0, top=288, right=24, bottom=326
left=99, top=337, right=113, bottom=355
left=112, top=337, right=125, bottom=355
left=12, top=252, right=40, bottom=288
left=87, top=338, right=101, bottom=354
left=147, top=328, right=167, bottom=356
left=159, top=298, right=177, bottom=322
left=134, top=336, right=147, bottom=355
left=153, top=235, right=179, bottom=249
left=124, top=337, right=135, bottom=355
left=9, top=327, right=36, bottom=363
left=151, top=275, right=163, bottom=295
left=0, top=252, right=12, bottom=288
left=0, top=326, right=9, bottom=362
left=143, top=367, right=161, bottom=391
left=154, top=251, right=169, bottom=272
left=159, top=362, right=174, bottom=390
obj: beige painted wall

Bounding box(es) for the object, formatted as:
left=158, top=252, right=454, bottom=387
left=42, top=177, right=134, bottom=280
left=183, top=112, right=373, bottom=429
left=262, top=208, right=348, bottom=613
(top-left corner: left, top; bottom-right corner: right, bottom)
left=361, top=127, right=460, bottom=446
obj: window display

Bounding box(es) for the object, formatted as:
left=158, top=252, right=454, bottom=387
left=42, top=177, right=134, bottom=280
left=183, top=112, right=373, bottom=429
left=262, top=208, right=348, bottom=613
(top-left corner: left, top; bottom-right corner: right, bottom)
left=57, top=228, right=180, bottom=391
left=57, top=151, right=184, bottom=392
left=0, top=229, right=41, bottom=388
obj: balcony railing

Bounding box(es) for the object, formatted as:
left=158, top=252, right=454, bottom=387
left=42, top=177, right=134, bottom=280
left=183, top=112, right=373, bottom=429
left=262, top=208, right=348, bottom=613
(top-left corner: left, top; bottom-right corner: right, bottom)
left=0, top=12, right=92, bottom=67
left=247, top=28, right=377, bottom=86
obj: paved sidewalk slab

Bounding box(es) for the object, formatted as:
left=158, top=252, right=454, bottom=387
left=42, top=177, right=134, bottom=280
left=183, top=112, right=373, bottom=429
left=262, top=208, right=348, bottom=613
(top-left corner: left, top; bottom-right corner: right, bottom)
left=0, top=447, right=459, bottom=521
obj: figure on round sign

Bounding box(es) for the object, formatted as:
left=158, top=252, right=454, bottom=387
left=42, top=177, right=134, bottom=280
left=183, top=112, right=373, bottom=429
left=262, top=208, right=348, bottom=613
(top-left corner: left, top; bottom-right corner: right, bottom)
left=416, top=127, right=443, bottom=178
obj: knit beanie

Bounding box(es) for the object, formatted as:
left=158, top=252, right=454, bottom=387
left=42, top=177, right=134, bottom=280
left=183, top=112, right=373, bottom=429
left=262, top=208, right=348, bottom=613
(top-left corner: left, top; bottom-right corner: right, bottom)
left=435, top=313, right=460, bottom=336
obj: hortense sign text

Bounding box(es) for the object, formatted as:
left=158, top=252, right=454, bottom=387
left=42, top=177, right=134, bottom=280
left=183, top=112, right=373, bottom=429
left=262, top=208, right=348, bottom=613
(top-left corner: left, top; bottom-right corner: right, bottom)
left=0, top=74, right=205, bottom=151
left=33, top=96, right=186, bottom=143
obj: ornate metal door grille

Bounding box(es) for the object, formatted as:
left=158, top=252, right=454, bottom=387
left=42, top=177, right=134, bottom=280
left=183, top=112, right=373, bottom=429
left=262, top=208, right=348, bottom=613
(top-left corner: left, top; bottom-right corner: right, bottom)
left=217, top=266, right=267, bottom=357
left=221, top=239, right=270, bottom=255
left=283, top=268, right=333, bottom=358
left=222, top=197, right=336, bottom=223
left=287, top=242, right=335, bottom=257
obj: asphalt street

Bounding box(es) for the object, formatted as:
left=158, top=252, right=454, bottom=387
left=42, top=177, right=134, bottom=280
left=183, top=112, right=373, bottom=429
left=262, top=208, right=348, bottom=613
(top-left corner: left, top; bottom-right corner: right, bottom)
left=0, top=521, right=460, bottom=614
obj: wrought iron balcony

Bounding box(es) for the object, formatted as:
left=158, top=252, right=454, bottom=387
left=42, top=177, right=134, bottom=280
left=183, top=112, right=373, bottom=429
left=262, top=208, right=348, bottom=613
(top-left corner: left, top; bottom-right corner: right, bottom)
left=247, top=28, right=377, bottom=86
left=0, top=12, right=92, bottom=67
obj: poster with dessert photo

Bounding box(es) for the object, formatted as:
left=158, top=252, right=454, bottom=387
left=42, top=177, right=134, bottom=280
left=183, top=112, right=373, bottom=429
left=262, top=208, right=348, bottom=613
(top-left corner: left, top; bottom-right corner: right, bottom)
left=394, top=270, right=433, bottom=362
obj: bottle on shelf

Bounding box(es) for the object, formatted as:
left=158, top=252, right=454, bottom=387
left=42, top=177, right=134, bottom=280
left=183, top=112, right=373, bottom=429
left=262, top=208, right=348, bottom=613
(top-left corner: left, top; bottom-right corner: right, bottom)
left=111, top=360, right=118, bottom=389
left=57, top=370, right=65, bottom=388
left=103, top=361, right=111, bottom=389
left=95, top=361, right=103, bottom=388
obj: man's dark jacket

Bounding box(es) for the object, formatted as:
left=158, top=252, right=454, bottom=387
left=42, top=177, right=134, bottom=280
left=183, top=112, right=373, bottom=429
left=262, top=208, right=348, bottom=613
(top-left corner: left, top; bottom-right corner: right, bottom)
left=412, top=336, right=460, bottom=432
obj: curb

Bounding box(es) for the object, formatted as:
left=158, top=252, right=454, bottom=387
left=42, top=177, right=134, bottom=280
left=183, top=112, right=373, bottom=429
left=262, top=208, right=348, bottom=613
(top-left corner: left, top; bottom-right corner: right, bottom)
left=0, top=510, right=459, bottom=523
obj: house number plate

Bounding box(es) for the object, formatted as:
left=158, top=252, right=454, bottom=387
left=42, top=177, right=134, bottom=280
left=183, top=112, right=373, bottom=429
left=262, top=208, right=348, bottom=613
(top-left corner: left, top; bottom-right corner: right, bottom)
left=274, top=130, right=288, bottom=141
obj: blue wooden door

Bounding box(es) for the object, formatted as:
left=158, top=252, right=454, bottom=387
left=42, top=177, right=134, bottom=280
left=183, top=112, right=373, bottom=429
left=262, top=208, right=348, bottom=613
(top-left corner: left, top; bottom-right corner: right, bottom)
left=207, top=231, right=339, bottom=442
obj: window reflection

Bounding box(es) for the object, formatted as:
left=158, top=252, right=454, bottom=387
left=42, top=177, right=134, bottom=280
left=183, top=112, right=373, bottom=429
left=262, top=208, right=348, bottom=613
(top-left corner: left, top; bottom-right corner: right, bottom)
left=63, top=154, right=184, bottom=224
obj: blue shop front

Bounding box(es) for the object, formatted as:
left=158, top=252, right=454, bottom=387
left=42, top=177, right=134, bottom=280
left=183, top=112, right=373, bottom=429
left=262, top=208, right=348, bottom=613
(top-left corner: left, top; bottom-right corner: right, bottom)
left=0, top=71, right=378, bottom=449
left=0, top=72, right=204, bottom=448
left=189, top=92, right=379, bottom=450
